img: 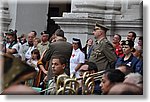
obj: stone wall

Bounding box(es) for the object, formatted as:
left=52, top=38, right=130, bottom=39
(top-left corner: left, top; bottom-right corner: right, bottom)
left=52, top=0, right=143, bottom=46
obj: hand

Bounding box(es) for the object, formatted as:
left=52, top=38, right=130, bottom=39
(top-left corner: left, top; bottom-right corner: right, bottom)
left=43, top=76, right=48, bottom=83
left=44, top=71, right=48, bottom=75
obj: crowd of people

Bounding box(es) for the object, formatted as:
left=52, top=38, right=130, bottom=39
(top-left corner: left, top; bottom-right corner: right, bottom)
left=0, top=22, right=143, bottom=95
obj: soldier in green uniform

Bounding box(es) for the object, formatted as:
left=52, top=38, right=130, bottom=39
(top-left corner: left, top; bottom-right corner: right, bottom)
left=89, top=23, right=117, bottom=71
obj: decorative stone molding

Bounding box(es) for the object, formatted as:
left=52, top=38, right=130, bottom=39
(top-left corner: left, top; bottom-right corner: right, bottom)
left=0, top=2, right=11, bottom=33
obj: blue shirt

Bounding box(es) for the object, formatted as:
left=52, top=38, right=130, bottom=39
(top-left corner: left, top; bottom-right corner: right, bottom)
left=115, top=54, right=141, bottom=73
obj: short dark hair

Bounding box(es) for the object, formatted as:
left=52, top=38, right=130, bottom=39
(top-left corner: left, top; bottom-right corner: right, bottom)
left=51, top=55, right=67, bottom=65
left=31, top=31, right=37, bottom=37
left=85, top=62, right=98, bottom=72
left=104, top=69, right=125, bottom=83
left=129, top=31, right=136, bottom=40
left=139, top=36, right=143, bottom=41
left=115, top=34, right=121, bottom=41
left=31, top=49, right=40, bottom=59
left=55, top=29, right=64, bottom=38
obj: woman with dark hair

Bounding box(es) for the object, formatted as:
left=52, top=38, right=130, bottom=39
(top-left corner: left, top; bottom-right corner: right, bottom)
left=82, top=38, right=94, bottom=60
left=115, top=40, right=141, bottom=74
left=70, top=38, right=85, bottom=78
left=100, top=69, right=125, bottom=95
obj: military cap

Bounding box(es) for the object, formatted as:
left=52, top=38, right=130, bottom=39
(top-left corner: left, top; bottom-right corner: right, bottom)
left=5, top=29, right=17, bottom=35
left=41, top=31, right=50, bottom=36
left=121, top=40, right=134, bottom=48
left=95, top=23, right=109, bottom=32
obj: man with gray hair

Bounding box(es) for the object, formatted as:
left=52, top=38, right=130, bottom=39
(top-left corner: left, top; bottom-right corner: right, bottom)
left=123, top=73, right=143, bottom=89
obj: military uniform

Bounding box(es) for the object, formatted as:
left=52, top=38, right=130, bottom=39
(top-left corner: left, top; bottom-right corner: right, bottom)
left=37, top=41, right=50, bottom=55
left=43, top=39, right=72, bottom=80
left=89, top=38, right=117, bottom=71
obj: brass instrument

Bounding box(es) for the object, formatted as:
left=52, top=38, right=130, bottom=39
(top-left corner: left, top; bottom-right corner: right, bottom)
left=75, top=70, right=104, bottom=95
left=56, top=74, right=69, bottom=90
left=56, top=78, right=79, bottom=95
left=39, top=70, right=104, bottom=95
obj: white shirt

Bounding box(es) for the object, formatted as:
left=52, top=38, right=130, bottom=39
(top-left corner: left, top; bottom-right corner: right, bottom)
left=25, top=46, right=35, bottom=60
left=70, top=48, right=85, bottom=78
left=26, top=59, right=39, bottom=72
left=6, top=42, right=20, bottom=57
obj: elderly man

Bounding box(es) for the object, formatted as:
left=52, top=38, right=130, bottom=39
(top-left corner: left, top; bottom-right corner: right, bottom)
left=19, top=31, right=37, bottom=61
left=89, top=23, right=117, bottom=71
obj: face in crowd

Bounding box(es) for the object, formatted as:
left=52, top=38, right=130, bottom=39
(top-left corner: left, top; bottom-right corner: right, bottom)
left=52, top=58, right=65, bottom=76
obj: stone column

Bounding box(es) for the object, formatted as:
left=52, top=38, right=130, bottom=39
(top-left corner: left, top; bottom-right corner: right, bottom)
left=0, top=1, right=11, bottom=33
left=52, top=0, right=109, bottom=46
left=52, top=0, right=142, bottom=45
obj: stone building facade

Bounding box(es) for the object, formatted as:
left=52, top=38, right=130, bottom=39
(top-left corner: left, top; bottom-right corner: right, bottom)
left=1, top=0, right=143, bottom=46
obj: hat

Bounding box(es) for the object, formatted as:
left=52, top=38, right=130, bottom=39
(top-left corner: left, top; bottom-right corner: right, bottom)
left=121, top=40, right=134, bottom=48
left=72, top=38, right=80, bottom=43
left=41, top=31, right=50, bottom=35
left=5, top=29, right=17, bottom=35
left=95, top=23, right=109, bottom=32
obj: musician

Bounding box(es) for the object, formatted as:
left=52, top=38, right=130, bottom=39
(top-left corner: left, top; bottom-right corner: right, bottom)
left=100, top=69, right=125, bottom=95
left=45, top=55, right=68, bottom=95
left=78, top=62, right=101, bottom=95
